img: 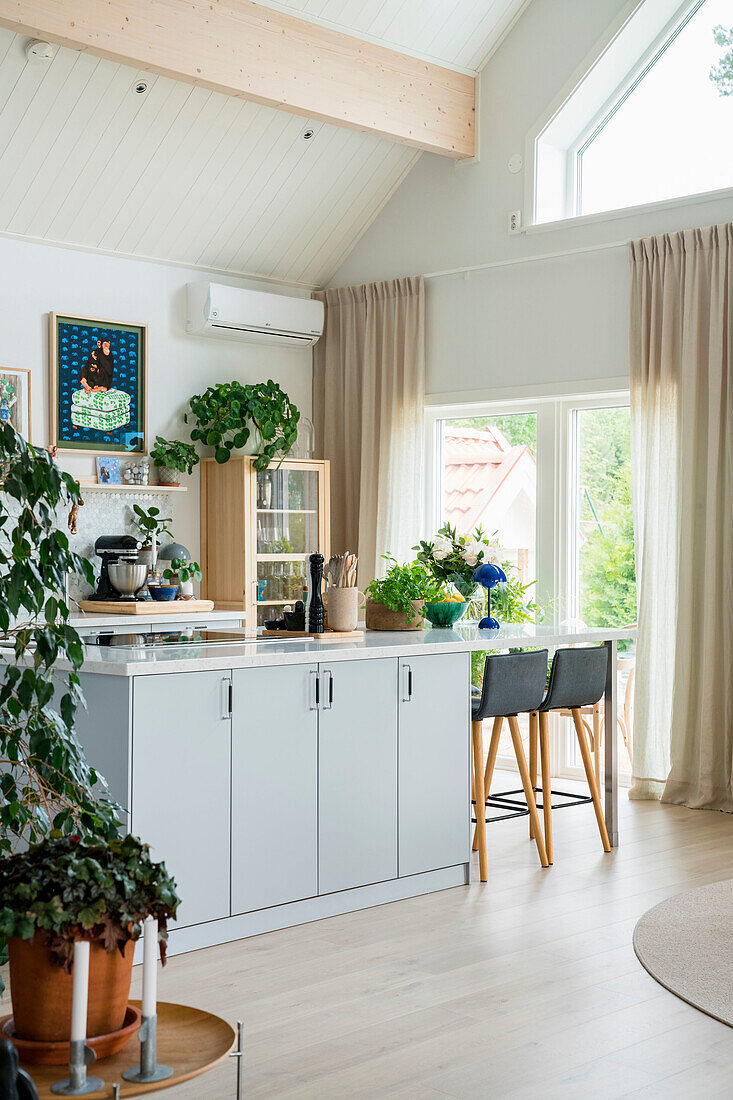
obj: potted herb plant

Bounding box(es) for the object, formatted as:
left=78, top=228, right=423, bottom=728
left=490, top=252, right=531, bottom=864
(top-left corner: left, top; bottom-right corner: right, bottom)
left=162, top=557, right=203, bottom=600
left=0, top=835, right=179, bottom=1047
left=131, top=504, right=173, bottom=578
left=363, top=557, right=442, bottom=631
left=150, top=435, right=199, bottom=487
left=185, top=380, right=299, bottom=471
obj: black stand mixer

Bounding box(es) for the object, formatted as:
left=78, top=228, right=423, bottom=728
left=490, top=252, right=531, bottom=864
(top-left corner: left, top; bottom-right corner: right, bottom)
left=92, top=535, right=144, bottom=601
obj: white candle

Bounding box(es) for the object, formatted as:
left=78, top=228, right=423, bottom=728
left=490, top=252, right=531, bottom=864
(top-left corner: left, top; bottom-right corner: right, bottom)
left=70, top=940, right=90, bottom=1043
left=141, top=916, right=158, bottom=1018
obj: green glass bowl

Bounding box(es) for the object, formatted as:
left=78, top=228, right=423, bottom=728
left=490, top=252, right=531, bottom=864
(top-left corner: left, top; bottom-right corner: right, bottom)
left=423, top=600, right=468, bottom=628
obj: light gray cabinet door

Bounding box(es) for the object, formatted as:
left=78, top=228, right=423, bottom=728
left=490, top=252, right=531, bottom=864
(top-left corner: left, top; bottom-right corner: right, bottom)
left=131, top=671, right=231, bottom=928
left=318, top=658, right=398, bottom=894
left=398, top=652, right=470, bottom=878
left=231, top=663, right=318, bottom=913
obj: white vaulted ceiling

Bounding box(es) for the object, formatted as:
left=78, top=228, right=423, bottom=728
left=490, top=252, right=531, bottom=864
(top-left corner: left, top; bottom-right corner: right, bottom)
left=0, top=3, right=530, bottom=287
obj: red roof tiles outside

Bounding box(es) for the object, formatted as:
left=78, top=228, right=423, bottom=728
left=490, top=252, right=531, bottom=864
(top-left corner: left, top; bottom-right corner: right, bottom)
left=443, top=425, right=536, bottom=538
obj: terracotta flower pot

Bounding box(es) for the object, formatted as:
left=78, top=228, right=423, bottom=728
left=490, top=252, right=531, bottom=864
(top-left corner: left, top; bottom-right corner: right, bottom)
left=365, top=598, right=424, bottom=631
left=8, top=933, right=135, bottom=1043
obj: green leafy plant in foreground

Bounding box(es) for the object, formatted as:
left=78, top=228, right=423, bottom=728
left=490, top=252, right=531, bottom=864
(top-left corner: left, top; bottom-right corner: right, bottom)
left=364, top=557, right=443, bottom=621
left=0, top=835, right=179, bottom=970
left=185, top=380, right=300, bottom=471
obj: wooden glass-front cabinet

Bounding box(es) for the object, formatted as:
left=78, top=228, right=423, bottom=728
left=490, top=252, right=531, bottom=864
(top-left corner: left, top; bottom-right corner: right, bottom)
left=201, top=456, right=330, bottom=630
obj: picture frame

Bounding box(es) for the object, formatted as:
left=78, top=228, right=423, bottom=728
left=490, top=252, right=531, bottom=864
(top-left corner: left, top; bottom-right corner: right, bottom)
left=96, top=456, right=121, bottom=484
left=49, top=313, right=147, bottom=455
left=0, top=367, right=32, bottom=441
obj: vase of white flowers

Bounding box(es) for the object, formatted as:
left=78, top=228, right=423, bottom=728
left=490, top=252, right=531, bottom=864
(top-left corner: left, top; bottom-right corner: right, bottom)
left=414, top=524, right=502, bottom=623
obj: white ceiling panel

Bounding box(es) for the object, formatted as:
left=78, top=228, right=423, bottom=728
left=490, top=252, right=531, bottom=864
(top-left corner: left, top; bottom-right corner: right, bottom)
left=0, top=2, right=532, bottom=286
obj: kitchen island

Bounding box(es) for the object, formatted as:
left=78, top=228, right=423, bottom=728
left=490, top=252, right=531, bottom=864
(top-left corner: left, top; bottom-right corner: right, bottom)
left=72, top=624, right=635, bottom=956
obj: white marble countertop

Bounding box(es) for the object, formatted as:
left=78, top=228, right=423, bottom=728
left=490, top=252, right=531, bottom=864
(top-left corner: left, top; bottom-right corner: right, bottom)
left=69, top=608, right=243, bottom=629
left=72, top=624, right=637, bottom=677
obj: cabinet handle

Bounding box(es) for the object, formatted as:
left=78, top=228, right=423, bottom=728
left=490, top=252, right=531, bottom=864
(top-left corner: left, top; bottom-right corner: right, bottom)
left=402, top=663, right=413, bottom=702
left=309, top=670, right=320, bottom=710
left=322, top=668, right=333, bottom=709
left=221, top=677, right=232, bottom=719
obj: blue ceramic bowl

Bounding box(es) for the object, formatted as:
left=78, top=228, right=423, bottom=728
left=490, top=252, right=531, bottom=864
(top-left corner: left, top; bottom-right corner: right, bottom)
left=150, top=585, right=179, bottom=602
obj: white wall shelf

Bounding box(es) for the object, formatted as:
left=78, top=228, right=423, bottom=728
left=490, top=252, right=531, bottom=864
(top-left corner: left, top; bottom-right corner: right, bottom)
left=76, top=480, right=187, bottom=493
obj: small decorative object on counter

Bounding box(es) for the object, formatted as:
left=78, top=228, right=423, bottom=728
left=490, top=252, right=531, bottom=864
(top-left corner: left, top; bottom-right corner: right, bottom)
left=423, top=590, right=468, bottom=628
left=123, top=460, right=150, bottom=486
left=161, top=558, right=202, bottom=599
left=324, top=551, right=359, bottom=631
left=472, top=562, right=508, bottom=629
left=149, top=584, right=178, bottom=602
left=364, top=557, right=440, bottom=632
left=308, top=553, right=325, bottom=633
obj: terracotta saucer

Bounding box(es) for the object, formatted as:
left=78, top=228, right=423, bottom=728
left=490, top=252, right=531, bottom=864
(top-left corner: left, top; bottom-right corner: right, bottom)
left=1, top=1003, right=142, bottom=1065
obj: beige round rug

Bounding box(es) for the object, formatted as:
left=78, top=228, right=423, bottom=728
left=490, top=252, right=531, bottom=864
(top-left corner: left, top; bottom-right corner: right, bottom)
left=633, top=879, right=733, bottom=1026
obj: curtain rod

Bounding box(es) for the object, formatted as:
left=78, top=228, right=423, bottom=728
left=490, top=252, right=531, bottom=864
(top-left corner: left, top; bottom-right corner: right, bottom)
left=423, top=238, right=629, bottom=280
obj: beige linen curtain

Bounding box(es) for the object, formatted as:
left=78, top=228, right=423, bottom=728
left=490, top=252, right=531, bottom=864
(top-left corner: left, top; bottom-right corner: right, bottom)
left=630, top=223, right=733, bottom=811
left=313, top=277, right=425, bottom=584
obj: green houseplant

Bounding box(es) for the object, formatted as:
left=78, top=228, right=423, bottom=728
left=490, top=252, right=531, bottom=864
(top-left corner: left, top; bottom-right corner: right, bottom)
left=185, top=380, right=299, bottom=471
left=150, top=436, right=199, bottom=486
left=0, top=835, right=179, bottom=1044
left=0, top=425, right=121, bottom=993
left=363, top=557, right=442, bottom=631
left=162, top=556, right=202, bottom=599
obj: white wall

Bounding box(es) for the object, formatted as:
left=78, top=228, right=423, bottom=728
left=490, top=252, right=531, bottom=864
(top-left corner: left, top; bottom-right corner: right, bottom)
left=0, top=236, right=312, bottom=565
left=330, top=0, right=733, bottom=400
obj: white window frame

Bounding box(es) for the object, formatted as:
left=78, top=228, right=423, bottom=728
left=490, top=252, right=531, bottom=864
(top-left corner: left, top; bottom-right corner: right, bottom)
left=526, top=0, right=722, bottom=226
left=426, top=387, right=632, bottom=783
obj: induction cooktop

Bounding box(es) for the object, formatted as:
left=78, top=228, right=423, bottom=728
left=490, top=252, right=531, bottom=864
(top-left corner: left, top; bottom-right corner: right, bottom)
left=84, top=629, right=250, bottom=648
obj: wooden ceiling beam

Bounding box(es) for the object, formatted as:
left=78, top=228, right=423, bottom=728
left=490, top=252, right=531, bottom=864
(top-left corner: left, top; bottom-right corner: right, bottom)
left=0, top=0, right=475, bottom=158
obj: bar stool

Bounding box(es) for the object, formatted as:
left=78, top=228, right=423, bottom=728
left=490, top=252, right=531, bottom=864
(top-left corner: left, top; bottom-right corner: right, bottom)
left=471, top=650, right=550, bottom=881
left=536, top=646, right=612, bottom=864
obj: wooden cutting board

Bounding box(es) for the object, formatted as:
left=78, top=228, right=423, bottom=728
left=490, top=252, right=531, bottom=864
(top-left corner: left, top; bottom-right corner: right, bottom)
left=77, top=599, right=215, bottom=615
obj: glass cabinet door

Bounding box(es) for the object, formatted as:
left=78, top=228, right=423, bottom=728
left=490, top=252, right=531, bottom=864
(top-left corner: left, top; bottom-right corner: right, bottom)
left=254, top=466, right=325, bottom=628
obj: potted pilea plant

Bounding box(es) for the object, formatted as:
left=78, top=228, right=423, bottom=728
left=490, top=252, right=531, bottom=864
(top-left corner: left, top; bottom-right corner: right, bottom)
left=185, top=380, right=299, bottom=471
left=131, top=504, right=173, bottom=577
left=363, top=557, right=442, bottom=631
left=162, top=556, right=203, bottom=599
left=0, top=425, right=120, bottom=985
left=150, top=435, right=199, bottom=486
left=0, top=835, right=179, bottom=1046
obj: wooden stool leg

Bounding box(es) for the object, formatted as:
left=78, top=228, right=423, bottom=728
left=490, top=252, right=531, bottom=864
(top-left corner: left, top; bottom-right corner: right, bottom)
left=593, top=702, right=601, bottom=787
left=471, top=719, right=488, bottom=881
left=471, top=766, right=478, bottom=851
left=528, top=711, right=538, bottom=839
left=538, top=711, right=553, bottom=864
left=571, top=708, right=611, bottom=853
left=473, top=716, right=502, bottom=851
left=507, top=715, right=548, bottom=868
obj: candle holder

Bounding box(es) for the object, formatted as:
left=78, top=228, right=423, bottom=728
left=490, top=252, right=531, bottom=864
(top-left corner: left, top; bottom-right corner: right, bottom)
left=122, top=1014, right=173, bottom=1083
left=51, top=1041, right=104, bottom=1095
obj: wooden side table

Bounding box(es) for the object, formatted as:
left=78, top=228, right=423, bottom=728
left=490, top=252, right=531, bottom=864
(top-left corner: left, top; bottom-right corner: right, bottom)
left=24, top=1003, right=240, bottom=1099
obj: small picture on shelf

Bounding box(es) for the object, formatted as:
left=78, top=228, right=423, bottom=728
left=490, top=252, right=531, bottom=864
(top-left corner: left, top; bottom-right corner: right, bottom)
left=0, top=368, right=31, bottom=441
left=96, top=456, right=121, bottom=484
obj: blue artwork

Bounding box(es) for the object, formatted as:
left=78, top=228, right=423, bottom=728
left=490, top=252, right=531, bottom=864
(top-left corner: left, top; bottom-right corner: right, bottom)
left=52, top=314, right=146, bottom=454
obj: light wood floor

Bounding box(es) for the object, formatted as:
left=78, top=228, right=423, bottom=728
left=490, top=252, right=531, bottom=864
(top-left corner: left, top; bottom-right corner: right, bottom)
left=136, top=790, right=733, bottom=1099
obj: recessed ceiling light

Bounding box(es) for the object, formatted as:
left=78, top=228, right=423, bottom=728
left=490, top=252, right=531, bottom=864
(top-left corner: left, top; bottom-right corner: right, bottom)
left=135, top=81, right=148, bottom=95
left=301, top=128, right=315, bottom=141
left=25, top=39, right=57, bottom=64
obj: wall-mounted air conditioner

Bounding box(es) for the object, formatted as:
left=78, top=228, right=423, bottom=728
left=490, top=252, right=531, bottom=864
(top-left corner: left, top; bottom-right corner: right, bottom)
left=186, top=282, right=323, bottom=347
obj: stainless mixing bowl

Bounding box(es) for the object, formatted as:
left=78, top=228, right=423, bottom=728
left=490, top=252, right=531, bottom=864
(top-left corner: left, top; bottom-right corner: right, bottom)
left=108, top=561, right=148, bottom=597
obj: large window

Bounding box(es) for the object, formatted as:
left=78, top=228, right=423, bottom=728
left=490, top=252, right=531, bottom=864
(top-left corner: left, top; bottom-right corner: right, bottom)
left=533, top=0, right=733, bottom=223
left=428, top=391, right=636, bottom=781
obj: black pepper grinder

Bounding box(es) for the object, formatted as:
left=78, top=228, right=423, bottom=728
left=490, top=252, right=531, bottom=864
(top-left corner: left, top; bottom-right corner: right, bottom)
left=308, top=553, right=325, bottom=634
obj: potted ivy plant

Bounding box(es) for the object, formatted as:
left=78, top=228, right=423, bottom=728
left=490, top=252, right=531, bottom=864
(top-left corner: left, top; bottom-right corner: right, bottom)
left=162, top=556, right=203, bottom=599
left=0, top=835, right=179, bottom=1049
left=0, top=424, right=121, bottom=991
left=363, top=557, right=442, bottom=631
left=185, top=380, right=299, bottom=471
left=150, top=435, right=199, bottom=487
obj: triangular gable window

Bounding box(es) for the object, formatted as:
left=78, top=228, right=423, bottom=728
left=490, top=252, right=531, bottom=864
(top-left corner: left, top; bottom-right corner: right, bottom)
left=532, top=0, right=733, bottom=223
